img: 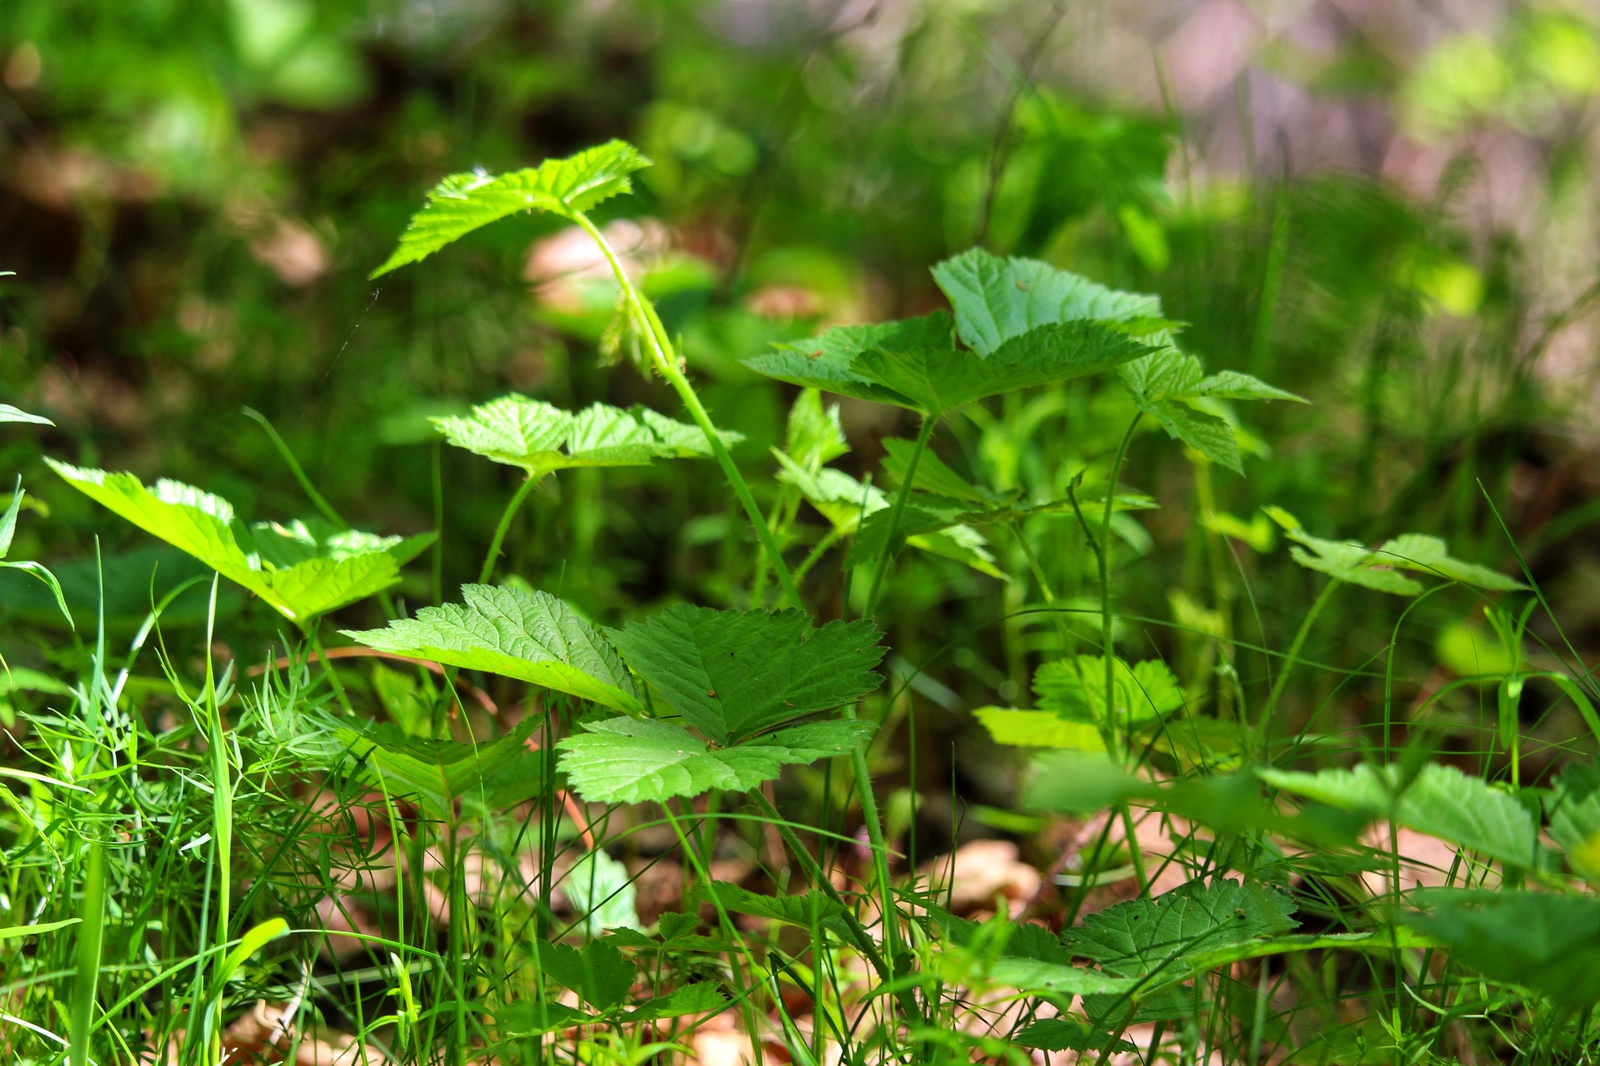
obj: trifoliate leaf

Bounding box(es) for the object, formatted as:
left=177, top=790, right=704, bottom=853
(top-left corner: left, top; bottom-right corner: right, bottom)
left=0, top=404, right=52, bottom=426
left=1260, top=762, right=1536, bottom=867
left=606, top=606, right=885, bottom=744
left=974, top=708, right=1106, bottom=751
left=345, top=584, right=641, bottom=712
left=556, top=717, right=874, bottom=803
left=539, top=938, right=635, bottom=1012
left=373, top=141, right=650, bottom=277
left=1409, top=890, right=1600, bottom=1008
left=1065, top=878, right=1299, bottom=982
left=433, top=394, right=736, bottom=478
left=1118, top=351, right=1302, bottom=474
left=1034, top=656, right=1184, bottom=725
left=931, top=248, right=1164, bottom=355
left=47, top=460, right=432, bottom=624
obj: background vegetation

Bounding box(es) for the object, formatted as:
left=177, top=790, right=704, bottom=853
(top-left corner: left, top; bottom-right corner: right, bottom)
left=6, top=1, right=1600, bottom=1063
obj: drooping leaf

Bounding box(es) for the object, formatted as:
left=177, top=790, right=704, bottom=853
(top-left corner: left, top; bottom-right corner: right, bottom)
left=1409, top=890, right=1600, bottom=1008
left=333, top=715, right=542, bottom=819
left=0, top=403, right=53, bottom=426
left=880, top=438, right=990, bottom=504
left=623, top=983, right=726, bottom=1023
left=556, top=717, right=873, bottom=804
left=1065, top=878, right=1299, bottom=983
left=1034, top=656, right=1184, bottom=725
left=496, top=1001, right=596, bottom=1036
left=930, top=248, right=1164, bottom=354
left=1265, top=508, right=1523, bottom=596
left=746, top=312, right=955, bottom=407
left=974, top=708, right=1106, bottom=751
left=433, top=395, right=736, bottom=478
left=1260, top=763, right=1537, bottom=868
left=1118, top=350, right=1303, bottom=474
left=373, top=141, right=650, bottom=276
left=344, top=584, right=641, bottom=713
left=539, top=938, right=636, bottom=1012
left=47, top=460, right=432, bottom=624
left=1375, top=533, right=1526, bottom=591
left=606, top=606, right=884, bottom=744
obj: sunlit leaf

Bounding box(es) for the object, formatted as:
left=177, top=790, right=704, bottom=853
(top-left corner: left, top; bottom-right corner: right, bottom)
left=1034, top=656, right=1184, bottom=725
left=345, top=584, right=641, bottom=712
left=973, top=708, right=1106, bottom=751
left=373, top=141, right=650, bottom=276
left=0, top=404, right=52, bottom=426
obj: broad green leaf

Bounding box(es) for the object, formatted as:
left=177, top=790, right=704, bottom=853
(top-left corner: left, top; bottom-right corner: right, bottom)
left=851, top=321, right=1148, bottom=414
left=1065, top=878, right=1299, bottom=981
left=47, top=460, right=431, bottom=624
left=497, top=1001, right=596, bottom=1036
left=1546, top=763, right=1600, bottom=883
left=744, top=312, right=956, bottom=408
left=1261, top=763, right=1537, bottom=868
left=1374, top=533, right=1525, bottom=591
left=1015, top=1021, right=1136, bottom=1054
left=624, top=983, right=725, bottom=1023
left=372, top=141, right=650, bottom=276
left=539, top=938, right=635, bottom=1012
left=333, top=715, right=542, bottom=820
left=433, top=394, right=736, bottom=478
left=345, top=584, right=641, bottom=713
left=1409, top=890, right=1600, bottom=1008
left=0, top=476, right=22, bottom=556
left=931, top=248, right=1163, bottom=355
left=1266, top=508, right=1521, bottom=596
left=974, top=708, right=1106, bottom=751
left=1022, top=751, right=1156, bottom=813
left=1035, top=656, right=1184, bottom=725
left=1119, top=351, right=1302, bottom=474
left=0, top=403, right=52, bottom=426
left=564, top=849, right=642, bottom=935
left=557, top=717, right=873, bottom=803
left=606, top=606, right=884, bottom=744
left=209, top=919, right=290, bottom=1001
left=881, top=438, right=989, bottom=504
left=1141, top=397, right=1242, bottom=473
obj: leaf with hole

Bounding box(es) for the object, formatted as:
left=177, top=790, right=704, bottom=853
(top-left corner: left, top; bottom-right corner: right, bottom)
left=345, top=584, right=641, bottom=712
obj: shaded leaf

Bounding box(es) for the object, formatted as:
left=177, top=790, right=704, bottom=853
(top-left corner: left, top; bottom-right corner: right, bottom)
left=334, top=715, right=541, bottom=819
left=540, top=938, right=635, bottom=1012
left=1015, top=1020, right=1136, bottom=1054
left=624, top=983, right=726, bottom=1022
left=345, top=584, right=641, bottom=712
left=373, top=141, right=650, bottom=276
left=496, top=1001, right=596, bottom=1036
left=1409, top=890, right=1600, bottom=1008
left=607, top=606, right=884, bottom=743
left=565, top=849, right=642, bottom=935
left=557, top=718, right=874, bottom=803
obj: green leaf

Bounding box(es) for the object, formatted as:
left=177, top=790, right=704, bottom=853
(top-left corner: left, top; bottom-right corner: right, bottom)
left=973, top=708, right=1106, bottom=751
left=1374, top=533, right=1526, bottom=591
left=606, top=606, right=884, bottom=744
left=689, top=882, right=872, bottom=954
left=433, top=395, right=736, bottom=478
left=46, top=460, right=432, bottom=624
left=1265, top=509, right=1522, bottom=596
left=935, top=911, right=1137, bottom=996
left=345, top=584, right=641, bottom=713
left=0, top=404, right=52, bottom=426
left=881, top=438, right=988, bottom=504
left=624, top=983, right=726, bottom=1023
left=372, top=141, right=650, bottom=277
left=1065, top=878, right=1299, bottom=982
left=1193, top=371, right=1307, bottom=403
left=556, top=717, right=873, bottom=804
left=1260, top=763, right=1537, bottom=868
left=496, top=1001, right=597, bottom=1036
left=1409, top=890, right=1600, bottom=1008
left=1118, top=351, right=1302, bottom=474
left=930, top=248, right=1164, bottom=355
left=784, top=388, right=848, bottom=470
left=1034, top=656, right=1184, bottom=725
left=1022, top=751, right=1156, bottom=813
left=1548, top=763, right=1600, bottom=883
left=744, top=312, right=956, bottom=408
left=208, top=919, right=291, bottom=1002
left=564, top=849, right=642, bottom=936
left=0, top=917, right=80, bottom=941
left=0, top=476, right=22, bottom=558
left=540, top=938, right=636, bottom=1012
left=1014, top=1020, right=1135, bottom=1054
left=333, top=715, right=542, bottom=820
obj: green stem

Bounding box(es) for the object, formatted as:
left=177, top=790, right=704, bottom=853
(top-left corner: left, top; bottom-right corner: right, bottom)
left=574, top=213, right=802, bottom=610
left=864, top=414, right=937, bottom=620
left=1255, top=579, right=1338, bottom=755
left=791, top=528, right=843, bottom=588
left=478, top=473, right=543, bottom=585
left=1101, top=415, right=1141, bottom=759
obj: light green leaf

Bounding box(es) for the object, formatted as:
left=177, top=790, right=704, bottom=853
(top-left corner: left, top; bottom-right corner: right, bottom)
left=936, top=911, right=1138, bottom=996
left=1193, top=371, right=1307, bottom=403
left=345, top=584, right=641, bottom=713
left=0, top=476, right=22, bottom=557
left=556, top=717, right=874, bottom=804
left=1546, top=763, right=1600, bottom=883
left=1409, top=890, right=1600, bottom=1008
left=1022, top=751, right=1156, bottom=813
left=1374, top=533, right=1526, bottom=591
left=433, top=394, right=735, bottom=478
left=784, top=388, right=848, bottom=470
left=930, top=248, right=1164, bottom=355
left=564, top=849, right=642, bottom=935
left=1066, top=878, right=1299, bottom=982
left=372, top=141, right=650, bottom=277
left=0, top=404, right=52, bottom=426
left=1261, top=763, right=1537, bottom=867
left=1266, top=509, right=1520, bottom=596
left=46, top=460, right=432, bottom=623
left=606, top=606, right=884, bottom=744
left=0, top=917, right=81, bottom=941
left=881, top=438, right=988, bottom=504
left=209, top=919, right=290, bottom=1001
left=974, top=708, right=1106, bottom=751
left=1035, top=656, right=1184, bottom=725
left=690, top=882, right=871, bottom=954
left=744, top=312, right=955, bottom=408
left=624, top=983, right=725, bottom=1023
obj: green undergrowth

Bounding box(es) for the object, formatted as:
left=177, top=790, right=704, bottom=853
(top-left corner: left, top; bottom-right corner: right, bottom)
left=3, top=140, right=1599, bottom=1066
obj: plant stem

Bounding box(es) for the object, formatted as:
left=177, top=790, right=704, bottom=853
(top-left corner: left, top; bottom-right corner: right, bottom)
left=574, top=213, right=802, bottom=610
left=1101, top=415, right=1141, bottom=758
left=864, top=414, right=937, bottom=621
left=478, top=473, right=543, bottom=585
left=1254, top=579, right=1338, bottom=755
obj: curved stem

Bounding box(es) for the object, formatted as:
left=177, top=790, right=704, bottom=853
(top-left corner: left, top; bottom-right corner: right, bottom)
left=573, top=213, right=802, bottom=610
left=864, top=414, right=937, bottom=620
left=1254, top=579, right=1338, bottom=756
left=478, top=473, right=543, bottom=586
left=1101, top=415, right=1141, bottom=759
